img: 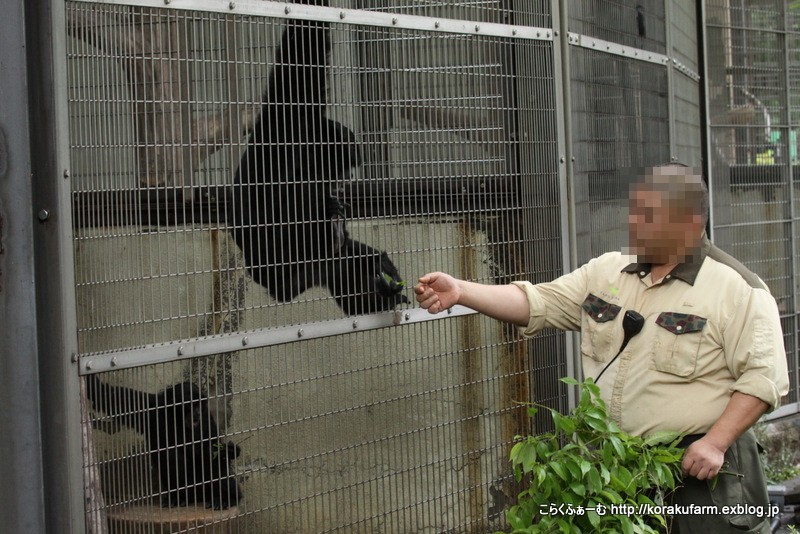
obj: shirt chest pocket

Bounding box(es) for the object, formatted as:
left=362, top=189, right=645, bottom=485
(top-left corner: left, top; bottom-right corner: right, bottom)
left=651, top=312, right=707, bottom=377
left=580, top=294, right=622, bottom=363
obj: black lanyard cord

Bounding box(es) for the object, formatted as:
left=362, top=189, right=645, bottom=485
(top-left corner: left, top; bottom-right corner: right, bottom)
left=594, top=310, right=645, bottom=383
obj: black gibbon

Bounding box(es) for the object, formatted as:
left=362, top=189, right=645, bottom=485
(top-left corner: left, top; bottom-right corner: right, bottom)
left=231, top=0, right=408, bottom=315
left=86, top=375, right=242, bottom=510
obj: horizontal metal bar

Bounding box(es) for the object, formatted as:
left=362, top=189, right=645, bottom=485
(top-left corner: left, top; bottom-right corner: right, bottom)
left=78, top=305, right=478, bottom=374
left=705, top=22, right=794, bottom=34
left=713, top=218, right=793, bottom=229
left=69, top=0, right=554, bottom=41
left=568, top=32, right=669, bottom=65
left=670, top=58, right=701, bottom=82
left=567, top=32, right=701, bottom=82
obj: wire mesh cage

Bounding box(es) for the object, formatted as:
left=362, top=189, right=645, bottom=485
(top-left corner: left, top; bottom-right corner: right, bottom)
left=69, top=1, right=562, bottom=531
left=705, top=0, right=799, bottom=406
left=568, top=0, right=667, bottom=55
left=570, top=47, right=671, bottom=264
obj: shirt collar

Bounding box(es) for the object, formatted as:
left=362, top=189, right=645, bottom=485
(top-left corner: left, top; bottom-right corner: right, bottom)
left=621, top=235, right=710, bottom=286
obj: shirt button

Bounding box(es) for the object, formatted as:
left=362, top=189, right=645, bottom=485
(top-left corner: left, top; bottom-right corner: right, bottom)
left=676, top=325, right=683, bottom=331
left=666, top=275, right=671, bottom=279
left=598, top=313, right=603, bottom=318
left=639, top=271, right=646, bottom=276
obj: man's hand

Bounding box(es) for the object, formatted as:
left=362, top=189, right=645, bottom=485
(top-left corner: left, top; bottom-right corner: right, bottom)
left=415, top=272, right=461, bottom=314
left=415, top=273, right=530, bottom=325
left=682, top=438, right=726, bottom=480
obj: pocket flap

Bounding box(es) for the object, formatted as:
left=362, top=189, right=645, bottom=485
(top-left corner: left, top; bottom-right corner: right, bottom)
left=655, top=312, right=707, bottom=334
left=581, top=294, right=621, bottom=323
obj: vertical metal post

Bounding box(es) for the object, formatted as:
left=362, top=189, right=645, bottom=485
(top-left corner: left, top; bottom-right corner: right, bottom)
left=553, top=0, right=580, bottom=406
left=0, top=0, right=47, bottom=533
left=697, top=0, right=714, bottom=237
left=26, top=0, right=86, bottom=531
left=665, top=0, right=677, bottom=162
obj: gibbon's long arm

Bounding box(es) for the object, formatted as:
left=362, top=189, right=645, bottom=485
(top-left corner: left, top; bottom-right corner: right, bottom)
left=231, top=0, right=408, bottom=315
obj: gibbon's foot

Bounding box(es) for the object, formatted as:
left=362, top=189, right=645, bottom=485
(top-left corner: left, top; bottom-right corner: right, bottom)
left=209, top=479, right=242, bottom=510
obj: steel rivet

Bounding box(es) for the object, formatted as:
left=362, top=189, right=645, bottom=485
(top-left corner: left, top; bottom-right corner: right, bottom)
left=285, top=6, right=290, bottom=14
left=85, top=361, right=93, bottom=371
left=229, top=1, right=235, bottom=9
left=110, top=357, right=117, bottom=367
left=177, top=346, right=184, bottom=356
left=512, top=29, right=518, bottom=36
left=340, top=11, right=345, bottom=19
left=392, top=17, right=398, bottom=25
left=475, top=25, right=480, bottom=32
left=405, top=313, right=411, bottom=321
left=435, top=21, right=440, bottom=28
left=38, top=209, right=50, bottom=221
left=63, top=169, right=70, bottom=179
left=552, top=31, right=557, bottom=37
left=298, top=328, right=304, bottom=338
left=447, top=308, right=453, bottom=315
left=560, top=156, right=566, bottom=163
left=164, top=0, right=170, bottom=4
left=242, top=336, right=249, bottom=346
left=536, top=31, right=541, bottom=38
left=352, top=321, right=359, bottom=329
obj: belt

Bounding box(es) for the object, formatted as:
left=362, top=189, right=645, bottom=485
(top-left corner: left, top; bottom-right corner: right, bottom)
left=675, top=432, right=765, bottom=454
left=676, top=433, right=705, bottom=448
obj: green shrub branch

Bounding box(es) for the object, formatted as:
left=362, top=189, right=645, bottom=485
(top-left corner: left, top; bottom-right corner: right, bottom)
left=503, top=377, right=686, bottom=534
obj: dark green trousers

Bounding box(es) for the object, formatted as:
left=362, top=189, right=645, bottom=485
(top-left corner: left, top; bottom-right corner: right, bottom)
left=668, top=430, right=772, bottom=533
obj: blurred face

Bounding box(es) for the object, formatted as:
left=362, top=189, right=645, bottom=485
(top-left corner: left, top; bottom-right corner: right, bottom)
left=627, top=185, right=703, bottom=265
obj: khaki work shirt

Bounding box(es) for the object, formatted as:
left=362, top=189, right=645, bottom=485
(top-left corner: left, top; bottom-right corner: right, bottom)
left=512, top=237, right=790, bottom=437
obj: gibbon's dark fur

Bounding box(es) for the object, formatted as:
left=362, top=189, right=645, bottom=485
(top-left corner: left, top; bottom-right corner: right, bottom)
left=232, top=0, right=408, bottom=315
left=86, top=375, right=242, bottom=510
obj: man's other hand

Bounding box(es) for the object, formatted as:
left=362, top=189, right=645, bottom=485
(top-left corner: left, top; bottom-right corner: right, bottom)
left=682, top=438, right=726, bottom=480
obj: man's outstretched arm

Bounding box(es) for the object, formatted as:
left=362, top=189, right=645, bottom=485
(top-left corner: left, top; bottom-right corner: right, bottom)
left=415, top=272, right=530, bottom=327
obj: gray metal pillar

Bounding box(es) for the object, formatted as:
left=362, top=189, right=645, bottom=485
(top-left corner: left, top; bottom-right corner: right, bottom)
left=554, top=0, right=581, bottom=406
left=0, top=0, right=46, bottom=532
left=26, top=0, right=86, bottom=531
left=665, top=0, right=677, bottom=162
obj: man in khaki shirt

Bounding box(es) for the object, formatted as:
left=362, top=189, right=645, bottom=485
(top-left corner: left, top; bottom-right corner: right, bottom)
left=415, top=164, right=789, bottom=533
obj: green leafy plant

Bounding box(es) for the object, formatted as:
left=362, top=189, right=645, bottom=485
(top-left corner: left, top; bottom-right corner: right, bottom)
left=504, top=377, right=685, bottom=533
